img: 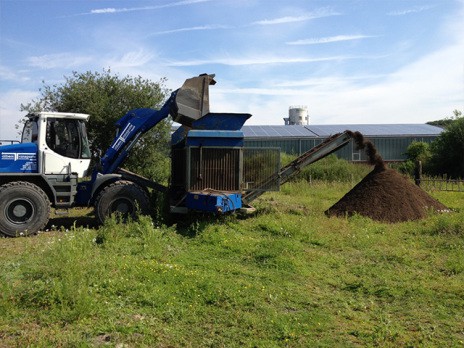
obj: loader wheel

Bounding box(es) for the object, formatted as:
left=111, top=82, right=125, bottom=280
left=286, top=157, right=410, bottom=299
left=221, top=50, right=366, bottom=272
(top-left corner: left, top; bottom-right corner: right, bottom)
left=94, top=180, right=151, bottom=224
left=0, top=182, right=51, bottom=237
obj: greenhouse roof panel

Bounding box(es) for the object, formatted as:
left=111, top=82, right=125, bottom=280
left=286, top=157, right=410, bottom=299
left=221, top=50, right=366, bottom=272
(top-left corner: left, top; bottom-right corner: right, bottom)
left=242, top=124, right=443, bottom=138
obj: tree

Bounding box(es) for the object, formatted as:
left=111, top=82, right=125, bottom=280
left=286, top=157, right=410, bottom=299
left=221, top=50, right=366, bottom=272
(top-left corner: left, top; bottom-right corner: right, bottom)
left=394, top=141, right=431, bottom=176
left=427, top=118, right=455, bottom=129
left=21, top=69, right=171, bottom=183
left=428, top=110, right=464, bottom=178
left=405, top=141, right=431, bottom=163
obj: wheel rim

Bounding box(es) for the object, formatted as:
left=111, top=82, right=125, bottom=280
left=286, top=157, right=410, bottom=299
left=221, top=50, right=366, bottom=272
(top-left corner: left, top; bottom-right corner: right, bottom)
left=109, top=198, right=134, bottom=216
left=6, top=198, right=35, bottom=225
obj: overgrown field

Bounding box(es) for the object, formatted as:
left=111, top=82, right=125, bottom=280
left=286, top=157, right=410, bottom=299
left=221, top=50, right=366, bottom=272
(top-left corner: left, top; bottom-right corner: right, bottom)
left=1, top=179, right=463, bottom=347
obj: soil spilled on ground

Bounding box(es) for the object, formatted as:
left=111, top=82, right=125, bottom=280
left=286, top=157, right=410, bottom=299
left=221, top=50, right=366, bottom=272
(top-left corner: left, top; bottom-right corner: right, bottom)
left=325, top=131, right=447, bottom=223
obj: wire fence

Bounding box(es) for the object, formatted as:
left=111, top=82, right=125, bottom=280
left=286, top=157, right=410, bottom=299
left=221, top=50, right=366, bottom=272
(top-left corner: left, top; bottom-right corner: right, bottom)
left=419, top=176, right=464, bottom=192
left=413, top=161, right=464, bottom=192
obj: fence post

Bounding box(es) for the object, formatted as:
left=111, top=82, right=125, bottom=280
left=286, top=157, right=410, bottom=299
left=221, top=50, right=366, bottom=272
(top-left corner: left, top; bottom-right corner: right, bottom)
left=414, top=160, right=422, bottom=186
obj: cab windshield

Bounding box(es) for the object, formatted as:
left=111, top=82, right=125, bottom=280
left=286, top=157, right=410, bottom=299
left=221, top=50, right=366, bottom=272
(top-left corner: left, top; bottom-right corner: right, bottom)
left=21, top=118, right=39, bottom=143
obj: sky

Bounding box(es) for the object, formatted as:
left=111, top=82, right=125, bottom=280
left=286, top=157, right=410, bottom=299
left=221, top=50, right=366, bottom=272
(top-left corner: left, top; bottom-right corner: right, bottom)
left=1, top=0, right=463, bottom=140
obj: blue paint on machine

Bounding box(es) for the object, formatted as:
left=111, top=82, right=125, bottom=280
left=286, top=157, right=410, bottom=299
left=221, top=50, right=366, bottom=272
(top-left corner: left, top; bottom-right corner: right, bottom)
left=186, top=192, right=242, bottom=213
left=0, top=142, right=38, bottom=173
left=185, top=130, right=245, bottom=147
left=191, top=113, right=251, bottom=131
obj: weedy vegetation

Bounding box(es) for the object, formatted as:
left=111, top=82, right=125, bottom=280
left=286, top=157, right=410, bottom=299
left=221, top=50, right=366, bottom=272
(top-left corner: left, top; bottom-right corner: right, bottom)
left=1, top=159, right=463, bottom=347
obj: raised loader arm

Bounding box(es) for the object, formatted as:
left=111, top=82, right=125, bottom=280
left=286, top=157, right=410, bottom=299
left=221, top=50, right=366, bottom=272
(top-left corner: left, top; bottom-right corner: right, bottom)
left=99, top=74, right=216, bottom=175
left=99, top=98, right=176, bottom=175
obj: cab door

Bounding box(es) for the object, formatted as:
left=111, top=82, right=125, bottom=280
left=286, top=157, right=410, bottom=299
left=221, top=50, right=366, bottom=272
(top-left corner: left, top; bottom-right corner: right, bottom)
left=41, top=118, right=91, bottom=177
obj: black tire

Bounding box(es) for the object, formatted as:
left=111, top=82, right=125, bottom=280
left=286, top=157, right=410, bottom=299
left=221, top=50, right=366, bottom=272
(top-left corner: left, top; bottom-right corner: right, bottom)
left=0, top=182, right=51, bottom=237
left=94, top=180, right=151, bottom=224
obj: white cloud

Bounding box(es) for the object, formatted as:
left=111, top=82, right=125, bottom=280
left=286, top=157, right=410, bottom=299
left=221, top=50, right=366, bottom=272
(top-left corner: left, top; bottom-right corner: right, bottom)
left=149, top=24, right=230, bottom=36
left=106, top=50, right=155, bottom=68
left=0, top=65, right=29, bottom=81
left=272, top=75, right=387, bottom=88
left=387, top=5, right=434, bottom=16
left=252, top=8, right=340, bottom=25
left=167, top=55, right=353, bottom=67
left=89, top=0, right=210, bottom=15
left=287, top=35, right=376, bottom=45
left=91, top=8, right=117, bottom=14
left=26, top=53, right=93, bottom=69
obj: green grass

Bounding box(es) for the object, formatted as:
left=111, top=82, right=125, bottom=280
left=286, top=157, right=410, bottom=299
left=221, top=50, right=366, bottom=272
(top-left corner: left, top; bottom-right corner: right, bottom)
left=0, top=181, right=463, bottom=347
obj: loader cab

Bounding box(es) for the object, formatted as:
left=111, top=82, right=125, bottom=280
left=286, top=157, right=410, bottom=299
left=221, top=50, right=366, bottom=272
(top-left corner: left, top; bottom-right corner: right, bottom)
left=23, top=112, right=91, bottom=177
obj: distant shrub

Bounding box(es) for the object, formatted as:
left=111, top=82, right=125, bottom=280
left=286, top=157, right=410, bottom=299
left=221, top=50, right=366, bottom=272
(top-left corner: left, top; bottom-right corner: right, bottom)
left=284, top=154, right=371, bottom=183
left=392, top=160, right=416, bottom=177
left=392, top=141, right=431, bottom=177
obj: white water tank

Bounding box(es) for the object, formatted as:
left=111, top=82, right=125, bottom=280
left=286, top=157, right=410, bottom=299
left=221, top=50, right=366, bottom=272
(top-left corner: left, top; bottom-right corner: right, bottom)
left=284, top=106, right=309, bottom=125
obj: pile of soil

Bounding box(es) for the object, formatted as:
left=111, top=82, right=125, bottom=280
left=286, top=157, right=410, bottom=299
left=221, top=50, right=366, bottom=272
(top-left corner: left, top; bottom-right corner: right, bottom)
left=325, top=132, right=447, bottom=223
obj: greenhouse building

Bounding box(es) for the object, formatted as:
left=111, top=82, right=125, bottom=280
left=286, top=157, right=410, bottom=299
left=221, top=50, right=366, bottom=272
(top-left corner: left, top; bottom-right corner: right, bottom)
left=242, top=124, right=443, bottom=162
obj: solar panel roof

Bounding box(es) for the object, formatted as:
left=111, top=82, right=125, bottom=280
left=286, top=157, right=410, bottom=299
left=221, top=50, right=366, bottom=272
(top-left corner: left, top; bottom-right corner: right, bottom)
left=242, top=124, right=443, bottom=138
left=242, top=125, right=313, bottom=137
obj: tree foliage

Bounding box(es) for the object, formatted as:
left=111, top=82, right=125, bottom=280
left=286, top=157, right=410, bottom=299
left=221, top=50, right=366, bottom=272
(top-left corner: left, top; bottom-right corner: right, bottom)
left=405, top=141, right=431, bottom=163
left=429, top=110, right=464, bottom=178
left=394, top=141, right=432, bottom=176
left=21, top=69, right=171, bottom=182
left=427, top=118, right=455, bottom=129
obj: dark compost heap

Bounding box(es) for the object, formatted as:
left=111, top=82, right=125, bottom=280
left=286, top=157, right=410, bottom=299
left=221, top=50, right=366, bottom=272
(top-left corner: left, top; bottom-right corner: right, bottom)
left=325, top=131, right=448, bottom=223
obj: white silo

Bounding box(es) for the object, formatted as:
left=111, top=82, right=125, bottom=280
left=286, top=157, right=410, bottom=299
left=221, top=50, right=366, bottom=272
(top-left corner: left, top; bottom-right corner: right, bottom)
left=284, top=106, right=309, bottom=125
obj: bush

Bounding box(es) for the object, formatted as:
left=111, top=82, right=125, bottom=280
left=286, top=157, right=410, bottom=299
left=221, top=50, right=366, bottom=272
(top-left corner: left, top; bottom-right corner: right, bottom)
left=285, top=154, right=371, bottom=183
left=428, top=112, right=464, bottom=179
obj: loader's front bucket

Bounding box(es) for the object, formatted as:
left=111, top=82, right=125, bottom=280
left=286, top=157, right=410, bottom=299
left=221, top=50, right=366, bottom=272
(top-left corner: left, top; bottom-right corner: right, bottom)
left=172, top=73, right=216, bottom=127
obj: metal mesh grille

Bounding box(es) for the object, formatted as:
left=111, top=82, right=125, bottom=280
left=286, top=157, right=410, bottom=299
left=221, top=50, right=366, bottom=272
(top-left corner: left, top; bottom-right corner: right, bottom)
left=243, top=148, right=280, bottom=191
left=189, top=148, right=240, bottom=191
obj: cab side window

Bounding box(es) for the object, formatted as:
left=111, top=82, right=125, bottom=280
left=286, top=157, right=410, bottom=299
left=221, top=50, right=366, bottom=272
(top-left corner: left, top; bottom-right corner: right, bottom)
left=46, top=119, right=80, bottom=158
